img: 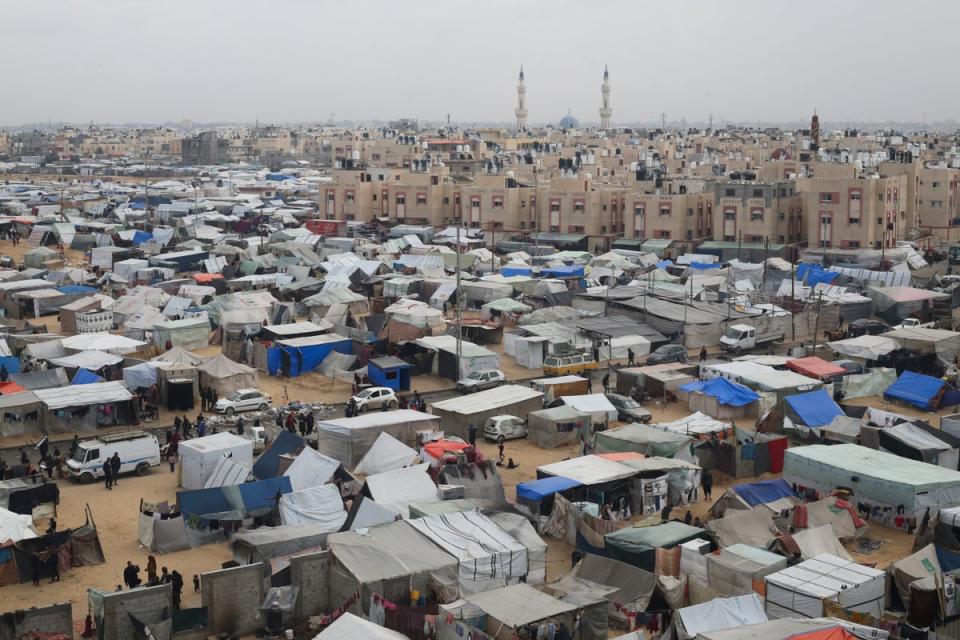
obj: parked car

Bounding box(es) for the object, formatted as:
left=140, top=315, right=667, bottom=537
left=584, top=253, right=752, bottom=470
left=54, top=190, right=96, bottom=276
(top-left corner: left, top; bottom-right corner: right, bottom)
left=605, top=393, right=653, bottom=423
left=543, top=351, right=598, bottom=376
left=832, top=359, right=865, bottom=376
left=351, top=386, right=398, bottom=412
left=457, top=369, right=507, bottom=393
left=646, top=344, right=688, bottom=365
left=66, top=430, right=161, bottom=484
left=892, top=318, right=936, bottom=330
left=214, top=388, right=273, bottom=415
left=482, top=415, right=528, bottom=440
left=847, top=318, right=890, bottom=337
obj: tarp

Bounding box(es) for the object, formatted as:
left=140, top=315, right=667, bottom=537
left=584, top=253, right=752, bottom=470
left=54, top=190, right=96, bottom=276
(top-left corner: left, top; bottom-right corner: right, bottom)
left=706, top=508, right=778, bottom=548
left=0, top=506, right=38, bottom=544
left=790, top=525, right=852, bottom=561
left=365, top=463, right=440, bottom=517
left=279, top=483, right=347, bottom=529
left=593, top=423, right=695, bottom=461
left=353, top=431, right=418, bottom=476
left=785, top=389, right=843, bottom=428
left=537, top=455, right=637, bottom=485
left=122, top=361, right=158, bottom=389
left=828, top=335, right=901, bottom=360
left=464, top=583, right=577, bottom=628
left=252, top=430, right=304, bottom=480
left=314, top=612, right=410, bottom=640
left=560, top=394, right=617, bottom=423
left=679, top=377, right=759, bottom=407
left=61, top=332, right=145, bottom=354
left=516, top=476, right=583, bottom=502
left=787, top=357, right=845, bottom=381
left=34, top=380, right=132, bottom=409
left=283, top=447, right=341, bottom=492
left=71, top=368, right=104, bottom=385
left=884, top=370, right=946, bottom=410
left=839, top=368, right=897, bottom=400
left=49, top=350, right=123, bottom=370
left=732, top=480, right=797, bottom=507
left=676, top=594, right=767, bottom=640
left=203, top=456, right=251, bottom=488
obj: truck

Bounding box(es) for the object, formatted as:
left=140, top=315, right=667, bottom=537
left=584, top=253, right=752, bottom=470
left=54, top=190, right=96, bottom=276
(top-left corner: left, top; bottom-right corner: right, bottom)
left=719, top=324, right=784, bottom=354
left=66, top=430, right=162, bottom=484
left=892, top=318, right=936, bottom=330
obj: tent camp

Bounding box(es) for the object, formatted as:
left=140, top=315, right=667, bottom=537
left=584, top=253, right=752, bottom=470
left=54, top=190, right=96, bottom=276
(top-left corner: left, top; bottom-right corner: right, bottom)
left=764, top=554, right=885, bottom=619
left=527, top=405, right=591, bottom=449
left=675, top=593, right=768, bottom=640
left=408, top=510, right=528, bottom=594
left=316, top=410, right=439, bottom=468
left=429, top=385, right=543, bottom=439
left=197, top=354, right=258, bottom=395
left=884, top=370, right=947, bottom=410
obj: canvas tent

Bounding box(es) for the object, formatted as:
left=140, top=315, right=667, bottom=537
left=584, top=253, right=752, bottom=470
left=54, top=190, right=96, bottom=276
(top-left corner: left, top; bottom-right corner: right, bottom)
left=705, top=545, right=788, bottom=598
left=764, top=554, right=885, bottom=619
left=364, top=463, right=440, bottom=517
left=197, top=354, right=258, bottom=395
left=138, top=501, right=190, bottom=554
left=153, top=317, right=210, bottom=351
left=785, top=390, right=844, bottom=430
left=353, top=431, right=418, bottom=476
left=603, top=522, right=708, bottom=571
left=546, top=552, right=657, bottom=626
left=827, top=334, right=899, bottom=361
left=675, top=593, right=768, bottom=640
left=313, top=612, right=411, bottom=640
left=278, top=483, right=348, bottom=528
left=527, top=405, right=591, bottom=449
left=706, top=508, right=779, bottom=548
left=462, top=583, right=604, bottom=640
left=487, top=511, right=548, bottom=585
left=560, top=394, right=617, bottom=426
left=592, top=423, right=696, bottom=462
left=710, top=479, right=798, bottom=517
left=316, top=410, right=439, bottom=468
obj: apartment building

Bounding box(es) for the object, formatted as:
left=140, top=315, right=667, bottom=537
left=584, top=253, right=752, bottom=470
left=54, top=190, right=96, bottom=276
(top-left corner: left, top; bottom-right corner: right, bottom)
left=624, top=182, right=713, bottom=249
left=878, top=160, right=960, bottom=237
left=712, top=181, right=802, bottom=247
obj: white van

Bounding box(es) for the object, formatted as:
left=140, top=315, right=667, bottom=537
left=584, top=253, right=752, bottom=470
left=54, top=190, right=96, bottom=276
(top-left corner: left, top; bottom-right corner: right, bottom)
left=66, top=430, right=162, bottom=484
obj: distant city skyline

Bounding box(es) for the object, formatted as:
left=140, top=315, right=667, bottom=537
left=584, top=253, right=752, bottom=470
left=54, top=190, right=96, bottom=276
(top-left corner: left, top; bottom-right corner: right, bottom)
left=2, top=0, right=959, bottom=126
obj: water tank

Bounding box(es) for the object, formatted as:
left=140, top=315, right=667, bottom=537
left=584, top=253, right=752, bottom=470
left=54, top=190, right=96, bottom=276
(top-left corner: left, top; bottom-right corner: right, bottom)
left=352, top=150, right=360, bottom=161
left=630, top=162, right=638, bottom=171
left=456, top=145, right=463, bottom=153
left=507, top=170, right=515, bottom=179
left=464, top=144, right=471, bottom=153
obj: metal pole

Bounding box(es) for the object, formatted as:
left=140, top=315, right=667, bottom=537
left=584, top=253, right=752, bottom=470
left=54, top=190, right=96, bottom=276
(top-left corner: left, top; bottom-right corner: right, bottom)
left=812, top=291, right=823, bottom=355
left=737, top=230, right=742, bottom=261
left=790, top=257, right=796, bottom=342
left=762, top=236, right=768, bottom=288
left=456, top=219, right=462, bottom=373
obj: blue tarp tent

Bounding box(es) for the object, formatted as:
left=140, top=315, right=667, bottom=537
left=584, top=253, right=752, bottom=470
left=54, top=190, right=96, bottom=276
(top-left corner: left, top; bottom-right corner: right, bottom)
left=796, top=263, right=839, bottom=287
left=0, top=356, right=20, bottom=375
left=71, top=368, right=104, bottom=385
left=732, top=479, right=797, bottom=507
left=177, top=486, right=233, bottom=519
left=252, top=430, right=304, bottom=479
left=266, top=335, right=353, bottom=377
left=784, top=389, right=843, bottom=427
left=516, top=476, right=582, bottom=502
left=56, top=285, right=96, bottom=295
left=541, top=265, right=585, bottom=278
left=501, top=266, right=533, bottom=277
left=177, top=477, right=293, bottom=519
left=884, top=370, right=947, bottom=410
left=132, top=230, right=153, bottom=245
left=680, top=377, right=759, bottom=407
left=689, top=261, right=720, bottom=270
left=238, top=476, right=292, bottom=513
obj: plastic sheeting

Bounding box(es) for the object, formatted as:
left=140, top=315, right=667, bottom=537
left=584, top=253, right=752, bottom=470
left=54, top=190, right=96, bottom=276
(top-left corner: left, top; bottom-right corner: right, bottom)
left=353, top=431, right=418, bottom=476
left=839, top=368, right=897, bottom=400
left=315, top=612, right=410, bottom=640
left=733, top=479, right=797, bottom=507
left=279, top=483, right=347, bottom=528
left=122, top=361, right=158, bottom=389
left=516, top=476, right=582, bottom=502
left=706, top=509, right=778, bottom=549
left=283, top=447, right=341, bottom=492
left=785, top=390, right=844, bottom=428
left=365, top=463, right=440, bottom=517
left=827, top=335, right=900, bottom=360
left=680, top=377, right=759, bottom=407
left=884, top=370, right=946, bottom=410
left=676, top=593, right=767, bottom=640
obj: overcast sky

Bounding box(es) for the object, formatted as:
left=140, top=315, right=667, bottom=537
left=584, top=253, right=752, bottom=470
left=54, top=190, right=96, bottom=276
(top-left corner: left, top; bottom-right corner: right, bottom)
left=2, top=0, right=957, bottom=127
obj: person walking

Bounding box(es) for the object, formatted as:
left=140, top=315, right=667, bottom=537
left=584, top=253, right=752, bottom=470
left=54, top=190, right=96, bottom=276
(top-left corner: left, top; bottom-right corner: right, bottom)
left=627, top=348, right=635, bottom=366
left=601, top=373, right=609, bottom=393
left=173, top=415, right=182, bottom=434
left=110, top=452, right=121, bottom=487
left=123, top=561, right=139, bottom=589
left=468, top=422, right=477, bottom=446
left=170, top=570, right=184, bottom=610
left=700, top=346, right=708, bottom=362
left=69, top=435, right=79, bottom=460
left=103, top=460, right=113, bottom=490
left=497, top=436, right=505, bottom=465
left=167, top=439, right=178, bottom=472
left=298, top=413, right=307, bottom=436
left=196, top=416, right=206, bottom=438
left=700, top=469, right=713, bottom=500
left=146, top=555, right=159, bottom=585
left=586, top=377, right=593, bottom=393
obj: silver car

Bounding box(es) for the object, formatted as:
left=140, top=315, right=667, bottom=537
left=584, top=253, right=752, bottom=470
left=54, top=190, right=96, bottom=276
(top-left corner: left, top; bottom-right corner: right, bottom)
left=457, top=369, right=507, bottom=393
left=483, top=415, right=527, bottom=440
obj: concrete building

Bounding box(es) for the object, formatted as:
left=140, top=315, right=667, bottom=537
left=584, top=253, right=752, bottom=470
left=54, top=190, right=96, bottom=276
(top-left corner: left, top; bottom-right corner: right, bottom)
left=599, top=66, right=612, bottom=130
left=182, top=131, right=229, bottom=165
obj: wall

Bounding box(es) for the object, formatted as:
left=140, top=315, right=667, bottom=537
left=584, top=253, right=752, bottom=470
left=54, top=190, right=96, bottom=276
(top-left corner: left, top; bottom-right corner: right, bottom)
left=289, top=550, right=330, bottom=619
left=99, top=584, right=172, bottom=640
left=0, top=602, right=73, bottom=640
left=201, top=563, right=265, bottom=637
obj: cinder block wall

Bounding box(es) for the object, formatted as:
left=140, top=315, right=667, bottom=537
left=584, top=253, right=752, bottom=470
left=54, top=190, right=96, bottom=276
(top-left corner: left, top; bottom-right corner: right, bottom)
left=0, top=602, right=73, bottom=640
left=201, top=563, right=265, bottom=636
left=290, top=550, right=329, bottom=618
left=99, top=584, right=172, bottom=640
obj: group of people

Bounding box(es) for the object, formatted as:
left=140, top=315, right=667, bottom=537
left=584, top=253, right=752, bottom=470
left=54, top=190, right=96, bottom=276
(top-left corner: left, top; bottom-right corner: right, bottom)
left=121, top=557, right=196, bottom=610
left=102, top=451, right=123, bottom=490
left=199, top=385, right=219, bottom=412
left=279, top=409, right=315, bottom=435
left=172, top=413, right=208, bottom=439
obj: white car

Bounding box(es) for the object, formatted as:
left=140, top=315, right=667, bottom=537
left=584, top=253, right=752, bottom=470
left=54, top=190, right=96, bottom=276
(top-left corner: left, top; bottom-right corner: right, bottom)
left=457, top=369, right=507, bottom=393
left=214, top=388, right=273, bottom=415
left=483, top=415, right=527, bottom=440
left=351, top=386, right=398, bottom=412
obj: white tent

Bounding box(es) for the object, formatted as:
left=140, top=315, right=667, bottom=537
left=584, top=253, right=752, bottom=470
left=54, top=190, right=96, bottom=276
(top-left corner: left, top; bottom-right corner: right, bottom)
left=675, top=594, right=767, bottom=640
left=764, top=554, right=885, bottom=619
left=179, top=432, right=253, bottom=490
left=48, top=350, right=123, bottom=370
left=353, top=432, right=418, bottom=476
left=284, top=447, right=342, bottom=492
left=61, top=332, right=146, bottom=354
left=203, top=455, right=251, bottom=488
left=311, top=612, right=410, bottom=640
left=651, top=411, right=729, bottom=436
left=364, top=463, right=440, bottom=517
left=198, top=354, right=257, bottom=395
left=827, top=334, right=900, bottom=360
left=487, top=512, right=547, bottom=585
left=561, top=394, right=618, bottom=424
left=279, top=483, right=348, bottom=529
left=0, top=506, right=38, bottom=544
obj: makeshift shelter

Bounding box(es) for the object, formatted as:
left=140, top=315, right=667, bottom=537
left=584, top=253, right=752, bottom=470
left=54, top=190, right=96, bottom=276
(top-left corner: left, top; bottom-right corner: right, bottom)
left=648, top=411, right=730, bottom=437
left=121, top=361, right=158, bottom=390
left=178, top=432, right=254, bottom=490
left=353, top=431, right=418, bottom=476
left=231, top=521, right=333, bottom=573
left=9, top=505, right=104, bottom=584
left=705, top=544, right=788, bottom=597
left=593, top=423, right=696, bottom=462
left=764, top=554, right=885, bottom=619
left=786, top=357, right=845, bottom=381
left=203, top=455, right=252, bottom=488
left=364, top=463, right=440, bottom=517
left=709, top=479, right=798, bottom=518
left=316, top=410, right=439, bottom=468
left=283, top=447, right=344, bottom=492
left=487, top=512, right=548, bottom=585
left=706, top=508, right=779, bottom=548
left=560, top=394, right=617, bottom=426
left=138, top=500, right=190, bottom=553
left=429, top=385, right=543, bottom=440
left=0, top=391, right=45, bottom=437
left=408, top=511, right=528, bottom=594
left=516, top=476, right=583, bottom=518
left=772, top=524, right=852, bottom=561
left=33, top=381, right=134, bottom=432
left=71, top=368, right=104, bottom=385
left=197, top=354, right=258, bottom=395
left=153, top=316, right=211, bottom=351
left=462, top=583, right=605, bottom=640
left=681, top=376, right=760, bottom=420
left=675, top=594, right=768, bottom=640
left=267, top=334, right=353, bottom=377
left=827, top=334, right=900, bottom=361
left=785, top=443, right=960, bottom=522
left=878, top=421, right=960, bottom=469
left=603, top=522, right=709, bottom=571
left=61, top=332, right=145, bottom=354
left=884, top=370, right=947, bottom=410
left=838, top=368, right=897, bottom=400
left=546, top=553, right=657, bottom=627
left=252, top=431, right=305, bottom=480
left=314, top=612, right=411, bottom=640
left=784, top=389, right=844, bottom=431
left=278, top=483, right=348, bottom=528
left=527, top=405, right=591, bottom=449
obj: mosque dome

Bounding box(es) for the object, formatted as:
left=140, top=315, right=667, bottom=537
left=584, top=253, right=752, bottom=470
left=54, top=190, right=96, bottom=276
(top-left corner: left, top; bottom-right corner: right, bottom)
left=559, top=112, right=579, bottom=129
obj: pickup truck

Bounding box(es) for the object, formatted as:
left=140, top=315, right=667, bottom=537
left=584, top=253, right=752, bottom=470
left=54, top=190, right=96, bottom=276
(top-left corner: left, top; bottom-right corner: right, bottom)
left=892, top=318, right=935, bottom=330
left=719, top=323, right=784, bottom=354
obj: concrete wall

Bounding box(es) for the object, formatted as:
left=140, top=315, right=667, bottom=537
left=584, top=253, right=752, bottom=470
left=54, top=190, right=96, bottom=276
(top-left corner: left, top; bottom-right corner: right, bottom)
left=99, top=584, right=171, bottom=640
left=201, top=563, right=265, bottom=637
left=290, top=550, right=329, bottom=619
left=0, top=602, right=73, bottom=640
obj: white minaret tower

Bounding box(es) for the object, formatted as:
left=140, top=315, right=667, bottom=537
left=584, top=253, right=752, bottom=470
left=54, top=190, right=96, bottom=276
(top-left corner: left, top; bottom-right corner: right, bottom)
left=515, top=66, right=528, bottom=131
left=599, top=65, right=612, bottom=130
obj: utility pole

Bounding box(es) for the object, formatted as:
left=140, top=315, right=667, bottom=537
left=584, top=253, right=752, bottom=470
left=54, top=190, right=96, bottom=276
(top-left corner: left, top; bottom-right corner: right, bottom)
left=812, top=291, right=824, bottom=355
left=737, top=230, right=742, bottom=261
left=762, top=236, right=769, bottom=289
left=790, top=257, right=796, bottom=342
left=455, top=216, right=462, bottom=375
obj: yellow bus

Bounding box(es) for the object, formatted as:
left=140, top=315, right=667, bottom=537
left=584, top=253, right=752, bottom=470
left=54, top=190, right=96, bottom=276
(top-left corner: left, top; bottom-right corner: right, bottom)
left=543, top=351, right=598, bottom=377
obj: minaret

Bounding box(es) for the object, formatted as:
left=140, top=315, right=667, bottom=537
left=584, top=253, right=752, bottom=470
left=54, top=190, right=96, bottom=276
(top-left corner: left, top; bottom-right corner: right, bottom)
left=515, top=66, right=528, bottom=131
left=810, top=110, right=820, bottom=148
left=599, top=65, right=612, bottom=130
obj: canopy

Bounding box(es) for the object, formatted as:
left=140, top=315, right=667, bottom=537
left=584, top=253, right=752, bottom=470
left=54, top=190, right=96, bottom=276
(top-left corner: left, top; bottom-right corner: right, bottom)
left=49, top=350, right=123, bottom=370
left=884, top=370, right=946, bottom=410
left=785, top=389, right=844, bottom=428
left=516, top=476, right=582, bottom=502
left=34, top=381, right=132, bottom=410
left=353, top=432, right=418, bottom=476
left=538, top=455, right=637, bottom=485
left=279, top=483, right=348, bottom=529
left=733, top=479, right=797, bottom=507
left=679, top=377, right=759, bottom=407
left=827, top=334, right=900, bottom=360
left=676, top=594, right=767, bottom=640
left=786, top=357, right=845, bottom=380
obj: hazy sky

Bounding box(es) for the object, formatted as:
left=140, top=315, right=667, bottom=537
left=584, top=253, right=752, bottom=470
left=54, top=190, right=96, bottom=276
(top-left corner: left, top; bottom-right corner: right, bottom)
left=2, top=0, right=958, bottom=126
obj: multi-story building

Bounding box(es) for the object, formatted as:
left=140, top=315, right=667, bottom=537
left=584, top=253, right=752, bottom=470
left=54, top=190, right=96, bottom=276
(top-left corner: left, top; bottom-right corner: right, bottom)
left=182, top=131, right=230, bottom=165
left=712, top=181, right=802, bottom=247
left=625, top=181, right=713, bottom=250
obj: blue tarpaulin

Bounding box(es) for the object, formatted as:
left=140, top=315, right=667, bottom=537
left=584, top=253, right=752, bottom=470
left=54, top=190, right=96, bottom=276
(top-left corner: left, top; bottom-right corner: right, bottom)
left=679, top=377, right=759, bottom=407
left=732, top=479, right=797, bottom=506
left=796, top=263, right=839, bottom=287
left=884, top=370, right=947, bottom=410
left=56, top=285, right=96, bottom=295
left=784, top=389, right=844, bottom=427
left=656, top=260, right=673, bottom=269
left=238, top=476, right=292, bottom=512
left=501, top=266, right=533, bottom=277
left=266, top=337, right=353, bottom=377
left=71, top=368, right=104, bottom=385
left=937, top=545, right=960, bottom=574
left=177, top=486, right=234, bottom=519
left=0, top=356, right=20, bottom=375
left=132, top=230, right=153, bottom=245
left=516, top=476, right=582, bottom=502
left=266, top=173, right=294, bottom=181
left=252, top=430, right=304, bottom=479
left=541, top=265, right=584, bottom=278
left=689, top=261, right=721, bottom=270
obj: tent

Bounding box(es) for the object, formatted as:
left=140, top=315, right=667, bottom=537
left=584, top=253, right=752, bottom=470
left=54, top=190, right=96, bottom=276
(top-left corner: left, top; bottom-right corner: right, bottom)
left=680, top=377, right=760, bottom=407
left=784, top=390, right=844, bottom=429
left=231, top=520, right=333, bottom=572
left=879, top=422, right=960, bottom=469
left=764, top=554, right=885, bottom=619
left=312, top=612, right=411, bottom=640
left=560, top=394, right=617, bottom=425
left=48, top=349, right=123, bottom=370
left=0, top=506, right=38, bottom=544
left=537, top=455, right=637, bottom=486
left=278, top=483, right=348, bottom=528
left=138, top=501, right=190, bottom=553
left=122, top=361, right=158, bottom=389
left=516, top=476, right=582, bottom=516
left=547, top=553, right=657, bottom=627
left=706, top=508, right=778, bottom=548
left=462, top=583, right=582, bottom=633
left=603, top=522, right=708, bottom=571
left=649, top=411, right=729, bottom=436
left=592, top=423, right=695, bottom=462
left=353, top=432, right=418, bottom=476
left=527, top=405, right=591, bottom=449
left=364, top=463, right=440, bottom=517
left=328, top=520, right=460, bottom=608
left=408, top=511, right=528, bottom=594
left=71, top=368, right=104, bottom=385
left=786, top=357, right=846, bottom=381
left=487, top=512, right=548, bottom=585
left=152, top=346, right=206, bottom=367
left=283, top=447, right=343, bottom=491
left=252, top=431, right=304, bottom=480
left=197, top=354, right=257, bottom=395
left=827, top=334, right=900, bottom=360
left=178, top=432, right=254, bottom=491
left=153, top=317, right=211, bottom=351
left=675, top=594, right=767, bottom=640
left=705, top=545, right=788, bottom=597
left=884, top=370, right=947, bottom=410
left=316, top=410, right=439, bottom=468
left=429, top=385, right=543, bottom=439
left=838, top=368, right=897, bottom=400
left=267, top=334, right=353, bottom=377
left=710, top=479, right=798, bottom=517
left=785, top=443, right=960, bottom=519
left=203, top=455, right=252, bottom=488
left=61, top=332, right=145, bottom=354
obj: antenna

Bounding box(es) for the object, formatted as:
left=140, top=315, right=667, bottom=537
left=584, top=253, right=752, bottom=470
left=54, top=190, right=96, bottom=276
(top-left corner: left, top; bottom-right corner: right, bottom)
left=661, top=112, right=666, bottom=131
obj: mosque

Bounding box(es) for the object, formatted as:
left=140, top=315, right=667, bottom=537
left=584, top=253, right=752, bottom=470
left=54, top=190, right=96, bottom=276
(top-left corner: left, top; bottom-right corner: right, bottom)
left=515, top=66, right=612, bottom=131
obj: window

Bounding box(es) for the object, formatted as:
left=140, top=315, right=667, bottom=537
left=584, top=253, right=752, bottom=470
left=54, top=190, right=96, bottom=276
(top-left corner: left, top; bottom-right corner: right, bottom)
left=372, top=194, right=377, bottom=201
left=345, top=191, right=355, bottom=203
left=371, top=153, right=381, bottom=161
left=819, top=192, right=834, bottom=203
left=657, top=230, right=671, bottom=239
left=659, top=205, right=671, bottom=216
left=568, top=225, right=585, bottom=233
left=493, top=196, right=504, bottom=209
left=778, top=235, right=785, bottom=243
left=723, top=235, right=735, bottom=242
left=573, top=200, right=585, bottom=212
left=724, top=210, right=736, bottom=221
left=443, top=197, right=450, bottom=205
left=492, top=222, right=503, bottom=230
left=752, top=189, right=763, bottom=198
left=550, top=202, right=561, bottom=212
left=326, top=193, right=335, bottom=201
left=687, top=208, right=693, bottom=216
left=932, top=200, right=944, bottom=208
left=634, top=205, right=645, bottom=216
left=933, top=181, right=941, bottom=188
left=396, top=194, right=405, bottom=204
left=778, top=212, right=785, bottom=220
left=750, top=209, right=763, bottom=222
left=416, top=193, right=427, bottom=205
left=725, top=188, right=735, bottom=197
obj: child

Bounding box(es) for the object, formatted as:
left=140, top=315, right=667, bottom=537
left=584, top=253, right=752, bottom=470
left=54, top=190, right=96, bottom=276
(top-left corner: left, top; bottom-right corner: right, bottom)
left=193, top=574, right=200, bottom=593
